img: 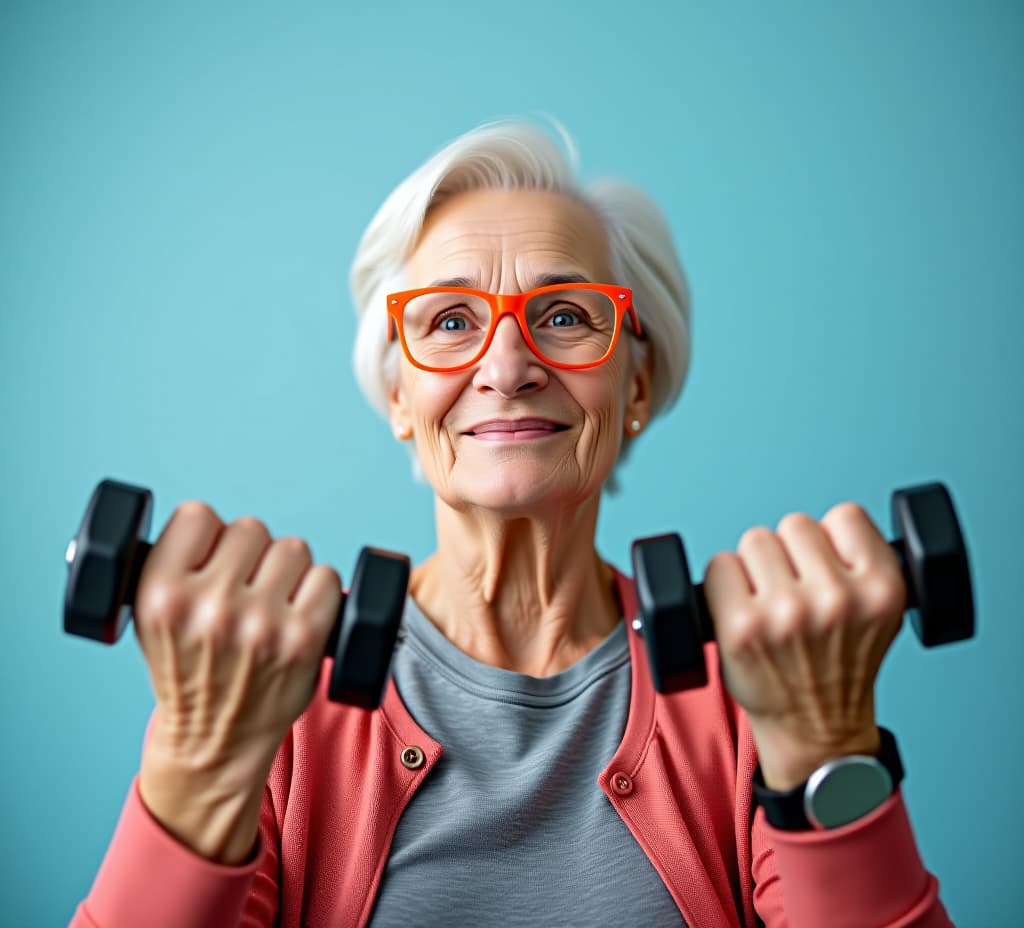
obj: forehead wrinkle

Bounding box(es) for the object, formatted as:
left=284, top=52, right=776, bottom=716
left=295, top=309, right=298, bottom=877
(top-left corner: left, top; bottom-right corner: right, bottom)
left=422, top=230, right=606, bottom=280
left=409, top=194, right=612, bottom=288
left=420, top=199, right=604, bottom=253
left=422, top=223, right=590, bottom=257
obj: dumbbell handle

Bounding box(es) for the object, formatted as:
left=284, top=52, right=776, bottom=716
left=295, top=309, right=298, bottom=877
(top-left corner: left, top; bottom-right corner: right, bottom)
left=690, top=540, right=913, bottom=644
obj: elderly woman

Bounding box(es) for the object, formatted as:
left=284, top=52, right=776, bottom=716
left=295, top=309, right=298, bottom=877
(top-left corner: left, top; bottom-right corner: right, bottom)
left=73, top=122, right=951, bottom=927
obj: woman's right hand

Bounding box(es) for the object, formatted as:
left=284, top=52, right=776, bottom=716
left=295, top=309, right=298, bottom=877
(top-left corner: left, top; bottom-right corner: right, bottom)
left=134, top=501, right=342, bottom=864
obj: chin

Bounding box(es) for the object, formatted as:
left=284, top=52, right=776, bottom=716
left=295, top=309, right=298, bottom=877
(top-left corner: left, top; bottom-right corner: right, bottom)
left=450, top=464, right=602, bottom=517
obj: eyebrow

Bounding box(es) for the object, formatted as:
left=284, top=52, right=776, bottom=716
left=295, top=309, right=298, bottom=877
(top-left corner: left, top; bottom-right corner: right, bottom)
left=427, top=272, right=591, bottom=290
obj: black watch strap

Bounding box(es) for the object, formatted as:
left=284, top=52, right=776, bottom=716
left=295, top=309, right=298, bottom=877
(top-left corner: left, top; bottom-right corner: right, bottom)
left=752, top=727, right=904, bottom=831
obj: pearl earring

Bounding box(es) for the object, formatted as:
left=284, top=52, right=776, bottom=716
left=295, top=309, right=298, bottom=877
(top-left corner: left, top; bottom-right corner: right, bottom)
left=629, top=419, right=642, bottom=433
left=394, top=425, right=412, bottom=441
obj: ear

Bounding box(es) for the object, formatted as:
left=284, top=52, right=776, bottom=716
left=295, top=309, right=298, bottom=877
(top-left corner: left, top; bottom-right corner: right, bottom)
left=624, top=341, right=654, bottom=432
left=388, top=378, right=413, bottom=441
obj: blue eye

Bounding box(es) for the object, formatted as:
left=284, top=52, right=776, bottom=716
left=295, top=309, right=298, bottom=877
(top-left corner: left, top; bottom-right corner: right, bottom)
left=440, top=316, right=468, bottom=331
left=551, top=311, right=579, bottom=327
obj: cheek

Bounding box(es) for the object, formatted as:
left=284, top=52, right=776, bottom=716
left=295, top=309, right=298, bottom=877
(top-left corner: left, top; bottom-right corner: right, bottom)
left=404, top=370, right=468, bottom=428
left=571, top=363, right=631, bottom=426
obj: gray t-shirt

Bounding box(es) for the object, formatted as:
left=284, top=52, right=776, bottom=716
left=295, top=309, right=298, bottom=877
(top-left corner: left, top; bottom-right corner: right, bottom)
left=367, top=596, right=687, bottom=927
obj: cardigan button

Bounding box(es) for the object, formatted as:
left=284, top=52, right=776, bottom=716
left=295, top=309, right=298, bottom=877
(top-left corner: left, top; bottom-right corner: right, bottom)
left=611, top=771, right=634, bottom=796
left=401, top=746, right=425, bottom=770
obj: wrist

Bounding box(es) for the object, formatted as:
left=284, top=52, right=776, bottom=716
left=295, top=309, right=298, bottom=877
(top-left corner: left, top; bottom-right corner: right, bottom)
left=751, top=722, right=882, bottom=792
left=139, top=749, right=269, bottom=865
left=753, top=726, right=903, bottom=831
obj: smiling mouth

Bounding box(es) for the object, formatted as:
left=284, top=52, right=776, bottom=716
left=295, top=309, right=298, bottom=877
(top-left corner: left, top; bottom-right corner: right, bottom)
left=464, top=419, right=570, bottom=439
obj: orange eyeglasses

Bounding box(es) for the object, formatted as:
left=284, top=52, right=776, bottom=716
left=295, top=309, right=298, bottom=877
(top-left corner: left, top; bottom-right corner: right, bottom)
left=386, top=282, right=642, bottom=373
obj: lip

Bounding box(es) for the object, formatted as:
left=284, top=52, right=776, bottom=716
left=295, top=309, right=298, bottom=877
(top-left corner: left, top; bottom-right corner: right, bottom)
left=463, top=418, right=570, bottom=436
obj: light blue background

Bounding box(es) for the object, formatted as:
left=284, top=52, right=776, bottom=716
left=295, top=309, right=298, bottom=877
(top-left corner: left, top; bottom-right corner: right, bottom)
left=2, top=1, right=1021, bottom=924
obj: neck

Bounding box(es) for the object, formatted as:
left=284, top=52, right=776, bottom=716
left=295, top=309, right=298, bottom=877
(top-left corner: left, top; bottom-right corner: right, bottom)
left=409, top=495, right=622, bottom=677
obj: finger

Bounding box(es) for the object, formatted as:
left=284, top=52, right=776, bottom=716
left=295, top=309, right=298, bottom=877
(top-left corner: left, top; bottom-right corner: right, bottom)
left=291, top=566, right=344, bottom=650
left=702, top=551, right=755, bottom=642
left=775, top=512, right=851, bottom=588
left=201, top=516, right=273, bottom=587
left=150, top=501, right=224, bottom=575
left=821, top=503, right=907, bottom=617
left=292, top=564, right=342, bottom=614
left=820, top=502, right=897, bottom=578
left=250, top=537, right=314, bottom=601
left=737, top=526, right=799, bottom=597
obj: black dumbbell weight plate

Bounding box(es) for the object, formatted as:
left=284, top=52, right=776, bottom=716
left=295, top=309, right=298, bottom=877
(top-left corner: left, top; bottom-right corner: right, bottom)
left=631, top=533, right=708, bottom=693
left=891, top=483, right=975, bottom=647
left=64, top=480, right=153, bottom=644
left=328, top=547, right=411, bottom=709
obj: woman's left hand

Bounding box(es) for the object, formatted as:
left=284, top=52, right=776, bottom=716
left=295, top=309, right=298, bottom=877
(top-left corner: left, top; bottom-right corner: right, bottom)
left=703, top=502, right=907, bottom=791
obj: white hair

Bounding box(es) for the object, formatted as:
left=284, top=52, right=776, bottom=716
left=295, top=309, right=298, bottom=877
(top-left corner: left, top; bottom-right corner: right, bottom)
left=349, top=118, right=692, bottom=492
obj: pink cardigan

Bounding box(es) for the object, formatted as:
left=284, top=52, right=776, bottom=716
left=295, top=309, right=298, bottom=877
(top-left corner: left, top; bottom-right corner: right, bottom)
left=72, top=570, right=953, bottom=927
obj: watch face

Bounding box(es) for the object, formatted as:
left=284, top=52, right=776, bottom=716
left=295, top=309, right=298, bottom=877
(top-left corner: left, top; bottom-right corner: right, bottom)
left=805, top=756, right=894, bottom=829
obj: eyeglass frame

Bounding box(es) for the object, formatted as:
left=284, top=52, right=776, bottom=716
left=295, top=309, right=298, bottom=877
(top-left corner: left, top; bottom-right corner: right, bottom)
left=385, top=282, right=643, bottom=373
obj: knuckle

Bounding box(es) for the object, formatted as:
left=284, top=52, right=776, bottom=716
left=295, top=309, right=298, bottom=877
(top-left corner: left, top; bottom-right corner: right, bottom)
left=280, top=620, right=323, bottom=664
left=826, top=500, right=869, bottom=525
left=705, top=551, right=729, bottom=572
left=814, top=584, right=852, bottom=626
left=316, top=565, right=342, bottom=588
left=767, top=593, right=809, bottom=635
left=192, top=591, right=240, bottom=640
left=304, top=564, right=343, bottom=600
left=234, top=516, right=270, bottom=539
left=776, top=511, right=815, bottom=535
left=174, top=500, right=220, bottom=525
left=176, top=499, right=218, bottom=520
left=860, top=572, right=906, bottom=617
left=703, top=556, right=726, bottom=594
left=237, top=611, right=280, bottom=655
left=277, top=536, right=312, bottom=561
left=138, top=578, right=192, bottom=632
left=724, top=608, right=763, bottom=653
left=738, top=525, right=773, bottom=550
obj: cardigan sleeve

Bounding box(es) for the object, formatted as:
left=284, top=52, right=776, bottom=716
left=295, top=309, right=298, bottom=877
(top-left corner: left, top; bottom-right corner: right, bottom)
left=750, top=788, right=954, bottom=927
left=69, top=709, right=285, bottom=928
left=68, top=776, right=282, bottom=928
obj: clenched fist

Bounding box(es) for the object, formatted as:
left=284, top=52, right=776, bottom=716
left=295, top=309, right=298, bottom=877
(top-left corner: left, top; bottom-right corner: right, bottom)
left=703, top=502, right=907, bottom=791
left=134, top=501, right=342, bottom=863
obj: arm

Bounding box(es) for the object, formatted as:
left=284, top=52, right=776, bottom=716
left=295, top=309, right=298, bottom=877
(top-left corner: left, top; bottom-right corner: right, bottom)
left=702, top=503, right=959, bottom=926
left=70, top=500, right=338, bottom=925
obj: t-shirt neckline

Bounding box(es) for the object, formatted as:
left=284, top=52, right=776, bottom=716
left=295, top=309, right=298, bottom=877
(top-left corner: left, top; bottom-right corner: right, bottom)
left=399, top=595, right=630, bottom=708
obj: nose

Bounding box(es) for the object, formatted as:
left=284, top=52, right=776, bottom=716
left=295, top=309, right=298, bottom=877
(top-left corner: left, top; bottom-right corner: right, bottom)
left=471, top=313, right=548, bottom=397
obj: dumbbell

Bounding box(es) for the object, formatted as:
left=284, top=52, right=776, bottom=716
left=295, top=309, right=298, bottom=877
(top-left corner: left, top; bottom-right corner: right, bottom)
left=631, top=482, right=976, bottom=694
left=63, top=479, right=410, bottom=710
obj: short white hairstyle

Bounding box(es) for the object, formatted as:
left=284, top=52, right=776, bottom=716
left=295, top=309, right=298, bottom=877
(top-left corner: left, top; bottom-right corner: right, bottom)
left=349, top=118, right=692, bottom=491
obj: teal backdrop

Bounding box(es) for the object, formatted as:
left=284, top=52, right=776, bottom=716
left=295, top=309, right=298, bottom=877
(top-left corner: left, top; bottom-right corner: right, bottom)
left=2, top=1, right=1021, bottom=924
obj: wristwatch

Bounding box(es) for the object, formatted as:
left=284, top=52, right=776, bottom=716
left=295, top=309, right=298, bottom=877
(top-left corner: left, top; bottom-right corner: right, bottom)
left=752, top=727, right=904, bottom=831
